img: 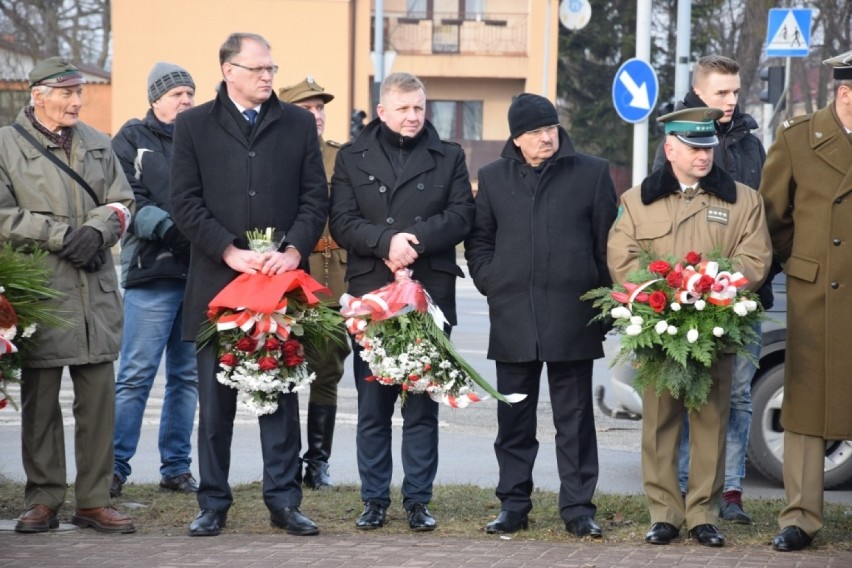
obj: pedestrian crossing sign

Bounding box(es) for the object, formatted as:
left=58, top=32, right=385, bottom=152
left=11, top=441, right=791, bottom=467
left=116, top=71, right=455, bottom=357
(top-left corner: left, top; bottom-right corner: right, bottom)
left=765, top=8, right=812, bottom=57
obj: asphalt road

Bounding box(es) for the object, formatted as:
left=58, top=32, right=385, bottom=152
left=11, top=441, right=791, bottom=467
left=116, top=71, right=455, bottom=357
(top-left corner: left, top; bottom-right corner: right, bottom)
left=1, top=263, right=850, bottom=506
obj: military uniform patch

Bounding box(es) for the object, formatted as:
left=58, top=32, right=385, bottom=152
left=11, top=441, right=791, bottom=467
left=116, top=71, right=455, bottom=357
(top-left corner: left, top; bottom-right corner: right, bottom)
left=707, top=206, right=729, bottom=225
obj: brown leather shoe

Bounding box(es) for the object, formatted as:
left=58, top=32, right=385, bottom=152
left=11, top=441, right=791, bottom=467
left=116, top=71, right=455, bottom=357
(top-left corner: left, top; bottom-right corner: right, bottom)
left=72, top=506, right=136, bottom=534
left=15, top=504, right=58, bottom=533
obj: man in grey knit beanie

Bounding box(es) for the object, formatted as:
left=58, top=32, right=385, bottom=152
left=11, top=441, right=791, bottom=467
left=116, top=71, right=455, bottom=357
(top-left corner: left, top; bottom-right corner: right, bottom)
left=148, top=62, right=195, bottom=104
left=110, top=60, right=199, bottom=502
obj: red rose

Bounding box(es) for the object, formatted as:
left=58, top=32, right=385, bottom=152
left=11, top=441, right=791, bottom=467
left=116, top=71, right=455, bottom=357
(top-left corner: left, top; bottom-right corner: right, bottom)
left=0, top=397, right=7, bottom=410
left=665, top=270, right=683, bottom=289
left=685, top=251, right=702, bottom=265
left=283, top=339, right=303, bottom=357
left=648, top=260, right=672, bottom=276
left=648, top=290, right=668, bottom=313
left=235, top=337, right=257, bottom=352
left=696, top=274, right=715, bottom=294
left=284, top=353, right=305, bottom=367
left=264, top=337, right=281, bottom=351
left=219, top=352, right=238, bottom=367
left=257, top=356, right=279, bottom=371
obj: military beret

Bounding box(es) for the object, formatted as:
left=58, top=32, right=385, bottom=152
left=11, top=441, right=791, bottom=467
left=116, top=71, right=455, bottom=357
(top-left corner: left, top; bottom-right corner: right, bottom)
left=823, top=50, right=852, bottom=81
left=29, top=56, right=86, bottom=89
left=657, top=107, right=723, bottom=148
left=279, top=76, right=334, bottom=104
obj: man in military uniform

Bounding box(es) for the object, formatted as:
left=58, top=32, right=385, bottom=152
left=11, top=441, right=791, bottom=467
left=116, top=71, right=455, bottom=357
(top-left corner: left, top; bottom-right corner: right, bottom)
left=608, top=108, right=771, bottom=548
left=279, top=77, right=350, bottom=489
left=760, top=50, right=852, bottom=552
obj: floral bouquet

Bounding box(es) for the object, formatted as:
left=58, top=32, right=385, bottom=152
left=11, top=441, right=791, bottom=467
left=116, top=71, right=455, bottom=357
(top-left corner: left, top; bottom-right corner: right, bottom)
left=0, top=245, right=66, bottom=410
left=582, top=250, right=763, bottom=410
left=341, top=269, right=525, bottom=408
left=198, top=229, right=345, bottom=416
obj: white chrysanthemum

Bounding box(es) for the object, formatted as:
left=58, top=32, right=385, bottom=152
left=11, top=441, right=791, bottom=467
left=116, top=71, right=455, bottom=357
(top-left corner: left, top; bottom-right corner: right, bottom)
left=670, top=302, right=681, bottom=312
left=745, top=300, right=758, bottom=312
left=687, top=329, right=699, bottom=343
left=654, top=320, right=668, bottom=334
left=713, top=327, right=725, bottom=337
left=667, top=325, right=678, bottom=335
left=611, top=306, right=632, bottom=319
left=694, top=300, right=706, bottom=311
left=733, top=302, right=748, bottom=316
left=625, top=324, right=643, bottom=336
left=629, top=315, right=643, bottom=325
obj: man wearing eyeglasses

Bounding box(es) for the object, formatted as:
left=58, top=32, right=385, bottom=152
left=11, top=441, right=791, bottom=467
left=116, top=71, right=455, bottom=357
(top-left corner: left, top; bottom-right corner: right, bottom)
left=170, top=32, right=328, bottom=538
left=465, top=93, right=617, bottom=539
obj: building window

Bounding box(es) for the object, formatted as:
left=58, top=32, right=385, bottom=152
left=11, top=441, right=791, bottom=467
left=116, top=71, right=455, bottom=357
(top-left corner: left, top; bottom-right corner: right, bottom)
left=428, top=100, right=482, bottom=140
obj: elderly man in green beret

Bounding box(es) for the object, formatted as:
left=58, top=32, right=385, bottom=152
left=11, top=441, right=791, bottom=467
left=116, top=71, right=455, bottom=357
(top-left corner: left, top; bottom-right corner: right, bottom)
left=0, top=56, right=136, bottom=534
left=608, top=107, right=771, bottom=548
left=278, top=76, right=350, bottom=489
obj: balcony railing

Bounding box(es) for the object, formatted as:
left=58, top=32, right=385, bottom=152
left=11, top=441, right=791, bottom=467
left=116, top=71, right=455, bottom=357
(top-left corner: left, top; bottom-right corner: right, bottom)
left=373, top=12, right=528, bottom=56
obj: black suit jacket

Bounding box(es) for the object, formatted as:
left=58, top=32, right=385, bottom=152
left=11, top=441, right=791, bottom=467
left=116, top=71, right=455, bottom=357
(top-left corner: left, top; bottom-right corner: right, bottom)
left=329, top=119, right=474, bottom=325
left=171, top=84, right=328, bottom=339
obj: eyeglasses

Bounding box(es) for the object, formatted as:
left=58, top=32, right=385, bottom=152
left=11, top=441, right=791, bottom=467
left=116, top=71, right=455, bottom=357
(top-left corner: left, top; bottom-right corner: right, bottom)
left=229, top=62, right=279, bottom=75
left=523, top=124, right=559, bottom=137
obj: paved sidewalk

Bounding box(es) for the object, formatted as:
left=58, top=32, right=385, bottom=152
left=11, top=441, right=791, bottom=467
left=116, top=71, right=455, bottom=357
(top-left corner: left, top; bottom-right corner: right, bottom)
left=2, top=528, right=851, bottom=568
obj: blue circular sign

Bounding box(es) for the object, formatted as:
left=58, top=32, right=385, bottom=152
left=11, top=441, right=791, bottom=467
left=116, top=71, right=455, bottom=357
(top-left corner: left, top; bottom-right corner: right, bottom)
left=612, top=58, right=659, bottom=124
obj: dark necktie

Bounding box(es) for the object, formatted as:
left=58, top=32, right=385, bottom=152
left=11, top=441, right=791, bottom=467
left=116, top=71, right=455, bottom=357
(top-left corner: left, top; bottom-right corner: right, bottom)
left=242, top=109, right=258, bottom=126
left=684, top=186, right=698, bottom=200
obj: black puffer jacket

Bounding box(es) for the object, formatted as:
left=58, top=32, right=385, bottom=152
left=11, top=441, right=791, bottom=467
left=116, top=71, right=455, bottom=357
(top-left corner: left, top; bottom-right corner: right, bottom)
left=652, top=90, right=775, bottom=308
left=112, top=109, right=188, bottom=288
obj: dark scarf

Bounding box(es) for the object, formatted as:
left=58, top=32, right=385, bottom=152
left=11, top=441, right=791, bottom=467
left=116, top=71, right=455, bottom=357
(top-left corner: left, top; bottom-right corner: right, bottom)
left=379, top=122, right=426, bottom=178
left=25, top=106, right=74, bottom=159
left=640, top=162, right=738, bottom=205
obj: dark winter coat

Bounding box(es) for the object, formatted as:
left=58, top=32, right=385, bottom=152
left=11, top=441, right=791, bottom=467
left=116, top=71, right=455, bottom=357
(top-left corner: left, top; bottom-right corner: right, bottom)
left=171, top=84, right=328, bottom=340
left=112, top=109, right=187, bottom=288
left=464, top=128, right=618, bottom=362
left=329, top=119, right=474, bottom=326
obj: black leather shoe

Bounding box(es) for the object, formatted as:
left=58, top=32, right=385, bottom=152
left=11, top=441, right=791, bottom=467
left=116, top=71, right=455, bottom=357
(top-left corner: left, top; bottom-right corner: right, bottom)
left=270, top=506, right=319, bottom=536
left=689, top=524, right=725, bottom=547
left=565, top=514, right=602, bottom=539
left=355, top=501, right=387, bottom=529
left=720, top=501, right=752, bottom=524
left=645, top=522, right=680, bottom=545
left=407, top=503, right=437, bottom=531
left=485, top=510, right=529, bottom=534
left=772, top=526, right=812, bottom=552
left=188, top=508, right=227, bottom=537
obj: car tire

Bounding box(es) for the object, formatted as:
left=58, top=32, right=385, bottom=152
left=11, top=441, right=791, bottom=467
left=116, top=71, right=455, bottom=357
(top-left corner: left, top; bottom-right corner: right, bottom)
left=748, top=360, right=852, bottom=489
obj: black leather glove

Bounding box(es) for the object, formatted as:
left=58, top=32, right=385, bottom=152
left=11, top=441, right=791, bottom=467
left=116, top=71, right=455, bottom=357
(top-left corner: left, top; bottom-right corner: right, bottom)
left=161, top=224, right=191, bottom=265
left=60, top=226, right=103, bottom=267
left=83, top=249, right=107, bottom=273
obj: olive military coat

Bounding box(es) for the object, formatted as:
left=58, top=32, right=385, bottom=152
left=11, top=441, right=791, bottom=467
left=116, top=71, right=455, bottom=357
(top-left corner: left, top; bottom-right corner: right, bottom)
left=759, top=103, right=852, bottom=439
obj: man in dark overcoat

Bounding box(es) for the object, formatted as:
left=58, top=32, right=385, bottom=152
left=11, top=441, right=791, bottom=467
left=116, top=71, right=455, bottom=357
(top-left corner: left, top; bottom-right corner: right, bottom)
left=170, top=33, right=327, bottom=537
left=759, top=49, right=852, bottom=552
left=329, top=72, right=474, bottom=532
left=464, top=93, right=617, bottom=538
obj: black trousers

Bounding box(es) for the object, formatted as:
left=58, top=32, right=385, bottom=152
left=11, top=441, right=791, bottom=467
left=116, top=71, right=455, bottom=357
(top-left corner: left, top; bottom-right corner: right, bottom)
left=352, top=341, right=439, bottom=510
left=494, top=359, right=599, bottom=522
left=195, top=344, right=302, bottom=513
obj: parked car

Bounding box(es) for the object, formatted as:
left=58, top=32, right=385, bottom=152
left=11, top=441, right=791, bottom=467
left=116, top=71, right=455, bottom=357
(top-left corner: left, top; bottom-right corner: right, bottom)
left=595, top=274, right=852, bottom=489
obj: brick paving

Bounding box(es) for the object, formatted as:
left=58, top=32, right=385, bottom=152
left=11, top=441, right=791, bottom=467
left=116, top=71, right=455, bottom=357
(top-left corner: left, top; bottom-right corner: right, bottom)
left=2, top=530, right=851, bottom=568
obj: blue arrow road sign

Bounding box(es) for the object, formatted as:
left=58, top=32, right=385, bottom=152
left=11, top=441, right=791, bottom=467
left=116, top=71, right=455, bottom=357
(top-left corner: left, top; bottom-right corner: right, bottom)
left=766, top=8, right=812, bottom=57
left=612, top=58, right=658, bottom=124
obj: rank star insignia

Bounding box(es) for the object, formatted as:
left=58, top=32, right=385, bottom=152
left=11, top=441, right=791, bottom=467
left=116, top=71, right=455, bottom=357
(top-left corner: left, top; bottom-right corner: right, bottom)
left=707, top=206, right=729, bottom=225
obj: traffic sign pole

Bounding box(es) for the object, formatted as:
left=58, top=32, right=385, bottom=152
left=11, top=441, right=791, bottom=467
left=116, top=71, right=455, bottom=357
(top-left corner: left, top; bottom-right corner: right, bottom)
left=633, top=0, right=651, bottom=185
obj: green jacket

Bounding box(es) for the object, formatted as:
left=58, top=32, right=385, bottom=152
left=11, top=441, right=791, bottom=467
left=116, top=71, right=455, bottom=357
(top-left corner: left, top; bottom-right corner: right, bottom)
left=0, top=109, right=135, bottom=367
